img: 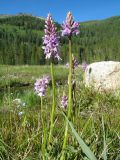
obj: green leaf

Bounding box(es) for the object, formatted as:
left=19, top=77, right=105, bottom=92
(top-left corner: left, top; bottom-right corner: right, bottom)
left=102, top=116, right=107, bottom=160
left=63, top=112, right=97, bottom=160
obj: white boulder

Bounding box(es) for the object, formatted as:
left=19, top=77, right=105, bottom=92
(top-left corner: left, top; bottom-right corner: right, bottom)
left=84, top=61, right=120, bottom=91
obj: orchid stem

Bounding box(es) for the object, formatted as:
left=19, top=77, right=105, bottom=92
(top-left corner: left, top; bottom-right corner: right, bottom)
left=61, top=37, right=72, bottom=160
left=49, top=62, right=56, bottom=144
left=41, top=97, right=47, bottom=159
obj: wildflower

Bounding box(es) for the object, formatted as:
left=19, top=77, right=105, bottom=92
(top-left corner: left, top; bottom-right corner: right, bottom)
left=42, top=13, right=61, bottom=60
left=66, top=62, right=69, bottom=68
left=18, top=111, right=24, bottom=116
left=72, top=56, right=78, bottom=69
left=61, top=11, right=80, bottom=37
left=22, top=102, right=26, bottom=107
left=66, top=56, right=78, bottom=70
left=13, top=98, right=22, bottom=108
left=61, top=95, right=68, bottom=109
left=34, top=75, right=50, bottom=97
left=82, top=62, right=87, bottom=71
left=13, top=98, right=21, bottom=104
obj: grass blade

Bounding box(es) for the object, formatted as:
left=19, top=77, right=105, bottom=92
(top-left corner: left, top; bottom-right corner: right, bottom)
left=102, top=116, right=107, bottom=160
left=63, top=112, right=97, bottom=160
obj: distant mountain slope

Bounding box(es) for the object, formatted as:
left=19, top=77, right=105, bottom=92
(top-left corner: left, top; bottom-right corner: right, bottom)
left=0, top=14, right=45, bottom=30
left=0, top=14, right=120, bottom=64
left=78, top=16, right=120, bottom=62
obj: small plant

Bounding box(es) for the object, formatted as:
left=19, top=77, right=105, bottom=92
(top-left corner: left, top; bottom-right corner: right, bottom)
left=61, top=12, right=80, bottom=160
left=61, top=95, right=68, bottom=109
left=42, top=13, right=61, bottom=144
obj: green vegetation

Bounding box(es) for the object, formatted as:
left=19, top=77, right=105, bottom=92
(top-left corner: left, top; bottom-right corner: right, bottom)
left=0, top=14, right=120, bottom=65
left=0, top=65, right=119, bottom=159
left=0, top=65, right=68, bottom=88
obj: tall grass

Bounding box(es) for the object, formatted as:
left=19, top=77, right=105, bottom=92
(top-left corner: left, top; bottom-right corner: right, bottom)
left=0, top=66, right=120, bottom=159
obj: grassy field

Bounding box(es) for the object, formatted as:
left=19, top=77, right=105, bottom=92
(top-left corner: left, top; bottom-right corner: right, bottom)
left=0, top=65, right=120, bottom=160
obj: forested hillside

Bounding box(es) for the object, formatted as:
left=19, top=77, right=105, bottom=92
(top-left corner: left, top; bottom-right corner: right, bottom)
left=0, top=14, right=120, bottom=65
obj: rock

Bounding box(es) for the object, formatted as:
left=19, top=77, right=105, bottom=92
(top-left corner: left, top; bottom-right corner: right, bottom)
left=84, top=61, right=120, bottom=91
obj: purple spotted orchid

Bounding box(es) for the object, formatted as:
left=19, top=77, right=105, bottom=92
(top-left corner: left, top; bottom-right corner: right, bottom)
left=61, top=95, right=68, bottom=109
left=82, top=62, right=87, bottom=71
left=42, top=13, right=61, bottom=60
left=66, top=55, right=78, bottom=70
left=34, top=76, right=50, bottom=97
left=61, top=11, right=80, bottom=37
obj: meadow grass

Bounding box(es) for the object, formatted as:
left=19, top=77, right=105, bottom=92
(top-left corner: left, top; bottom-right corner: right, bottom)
left=0, top=65, right=120, bottom=160
left=0, top=65, right=68, bottom=88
